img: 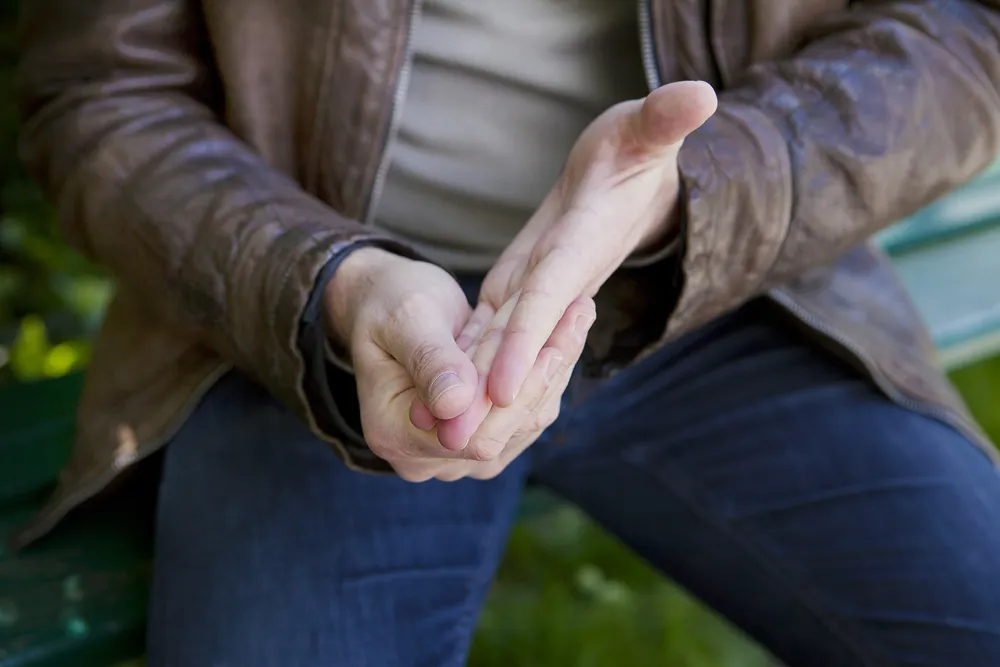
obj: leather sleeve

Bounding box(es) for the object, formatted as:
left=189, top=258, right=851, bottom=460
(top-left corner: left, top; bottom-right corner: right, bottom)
left=16, top=0, right=411, bottom=438
left=668, top=0, right=1000, bottom=338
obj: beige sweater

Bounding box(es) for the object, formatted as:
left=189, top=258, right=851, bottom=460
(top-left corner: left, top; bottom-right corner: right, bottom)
left=373, top=0, right=648, bottom=273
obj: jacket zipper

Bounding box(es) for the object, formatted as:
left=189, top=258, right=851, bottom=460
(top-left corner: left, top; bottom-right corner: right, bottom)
left=363, top=0, right=424, bottom=223
left=638, top=0, right=662, bottom=91
left=22, top=0, right=996, bottom=549
left=769, top=289, right=1000, bottom=467
left=17, top=1, right=427, bottom=549
left=638, top=0, right=994, bottom=465
left=703, top=0, right=724, bottom=86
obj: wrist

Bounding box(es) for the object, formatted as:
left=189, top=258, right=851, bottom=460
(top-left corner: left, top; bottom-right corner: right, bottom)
left=635, top=196, right=682, bottom=255
left=324, top=246, right=399, bottom=348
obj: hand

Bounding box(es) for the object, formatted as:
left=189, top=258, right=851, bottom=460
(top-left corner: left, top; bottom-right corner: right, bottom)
left=409, top=292, right=596, bottom=480
left=325, top=247, right=482, bottom=481
left=460, top=80, right=718, bottom=407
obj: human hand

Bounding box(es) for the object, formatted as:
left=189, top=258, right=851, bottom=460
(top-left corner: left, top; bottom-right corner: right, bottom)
left=461, top=80, right=718, bottom=407
left=409, top=292, right=595, bottom=480
left=325, top=247, right=483, bottom=480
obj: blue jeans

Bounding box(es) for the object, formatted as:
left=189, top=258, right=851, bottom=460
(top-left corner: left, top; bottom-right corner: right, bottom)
left=147, top=300, right=1000, bottom=667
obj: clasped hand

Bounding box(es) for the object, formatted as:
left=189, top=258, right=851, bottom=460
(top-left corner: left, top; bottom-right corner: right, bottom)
left=326, top=81, right=717, bottom=481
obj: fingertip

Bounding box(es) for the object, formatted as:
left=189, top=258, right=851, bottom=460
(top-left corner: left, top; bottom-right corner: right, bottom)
left=488, top=336, right=537, bottom=407
left=690, top=80, right=719, bottom=118
left=428, top=380, right=477, bottom=421
left=644, top=80, right=718, bottom=146
left=540, top=348, right=564, bottom=385
left=409, top=398, right=437, bottom=431
left=437, top=380, right=492, bottom=451
left=487, top=368, right=519, bottom=408
left=437, top=420, right=471, bottom=451
left=426, top=359, right=479, bottom=420
left=457, top=304, right=495, bottom=352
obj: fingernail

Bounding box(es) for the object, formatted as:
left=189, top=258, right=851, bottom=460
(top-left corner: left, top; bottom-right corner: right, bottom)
left=544, top=353, right=563, bottom=384
left=574, top=313, right=595, bottom=341
left=428, top=372, right=462, bottom=403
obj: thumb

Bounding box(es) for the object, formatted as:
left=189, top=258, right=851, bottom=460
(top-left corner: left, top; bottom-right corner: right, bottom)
left=637, top=80, right=718, bottom=150
left=381, top=305, right=479, bottom=421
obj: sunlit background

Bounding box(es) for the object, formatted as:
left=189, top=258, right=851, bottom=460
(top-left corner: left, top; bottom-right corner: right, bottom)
left=1, top=2, right=999, bottom=664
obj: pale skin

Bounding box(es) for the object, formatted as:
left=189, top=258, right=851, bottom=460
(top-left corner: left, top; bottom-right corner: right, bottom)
left=326, top=80, right=718, bottom=481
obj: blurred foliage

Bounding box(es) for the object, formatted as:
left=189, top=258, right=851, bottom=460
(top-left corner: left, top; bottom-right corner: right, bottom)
left=0, top=6, right=780, bottom=662
left=951, top=355, right=1000, bottom=441
left=470, top=355, right=1000, bottom=667
left=0, top=4, right=998, bottom=667
left=470, top=507, right=778, bottom=667
left=0, top=6, right=113, bottom=384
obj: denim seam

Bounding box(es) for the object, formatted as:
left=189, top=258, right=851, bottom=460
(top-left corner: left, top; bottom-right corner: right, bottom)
left=617, top=455, right=887, bottom=667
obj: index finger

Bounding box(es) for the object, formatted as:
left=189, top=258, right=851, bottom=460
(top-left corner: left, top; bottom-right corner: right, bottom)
left=487, top=246, right=590, bottom=407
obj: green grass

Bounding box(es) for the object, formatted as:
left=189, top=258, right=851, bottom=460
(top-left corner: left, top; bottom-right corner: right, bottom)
left=466, top=355, right=1000, bottom=667
left=470, top=507, right=778, bottom=667
left=104, top=357, right=998, bottom=667
left=952, top=354, right=1000, bottom=442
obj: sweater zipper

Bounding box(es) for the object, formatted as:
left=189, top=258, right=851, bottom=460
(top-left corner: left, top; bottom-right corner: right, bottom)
left=364, top=0, right=423, bottom=223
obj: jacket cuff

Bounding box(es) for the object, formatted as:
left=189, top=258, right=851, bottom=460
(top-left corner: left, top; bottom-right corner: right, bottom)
left=297, top=238, right=433, bottom=471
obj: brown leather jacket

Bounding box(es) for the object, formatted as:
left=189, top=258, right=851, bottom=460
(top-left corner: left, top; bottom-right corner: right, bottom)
left=14, top=0, right=1000, bottom=546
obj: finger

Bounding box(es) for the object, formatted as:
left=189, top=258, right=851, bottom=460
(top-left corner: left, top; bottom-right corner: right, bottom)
left=409, top=399, right=437, bottom=431
left=380, top=297, right=479, bottom=420
left=465, top=297, right=595, bottom=462
left=456, top=303, right=495, bottom=352
left=408, top=291, right=502, bottom=428
left=435, top=295, right=519, bottom=451
left=465, top=348, right=563, bottom=461
left=437, top=372, right=491, bottom=452
left=545, top=295, right=596, bottom=363
left=391, top=457, right=451, bottom=483
left=638, top=80, right=718, bottom=151
left=487, top=247, right=592, bottom=407
left=355, top=363, right=464, bottom=461
left=478, top=188, right=560, bottom=309
left=410, top=301, right=495, bottom=431
left=434, top=463, right=475, bottom=482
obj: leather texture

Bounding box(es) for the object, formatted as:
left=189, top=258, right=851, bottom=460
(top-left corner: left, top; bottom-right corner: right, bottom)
left=13, top=0, right=1000, bottom=545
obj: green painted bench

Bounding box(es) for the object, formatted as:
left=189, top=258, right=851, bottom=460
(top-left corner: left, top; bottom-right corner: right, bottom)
left=3, top=160, right=1000, bottom=667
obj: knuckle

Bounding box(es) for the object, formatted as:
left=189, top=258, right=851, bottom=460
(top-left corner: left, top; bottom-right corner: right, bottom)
left=407, top=341, right=445, bottom=382
left=543, top=240, right=589, bottom=273
left=478, top=325, right=505, bottom=348
left=466, top=435, right=506, bottom=462
left=537, top=404, right=560, bottom=430
left=512, top=426, right=537, bottom=445
left=368, top=442, right=392, bottom=461
left=547, top=403, right=562, bottom=425
left=551, top=239, right=586, bottom=262
left=384, top=293, right=422, bottom=333
left=363, top=431, right=397, bottom=461
left=527, top=385, right=556, bottom=415
left=434, top=465, right=469, bottom=482
left=469, top=462, right=504, bottom=480
left=518, top=282, right=558, bottom=309
left=395, top=463, right=437, bottom=483
left=576, top=298, right=597, bottom=321
left=490, top=253, right=526, bottom=282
